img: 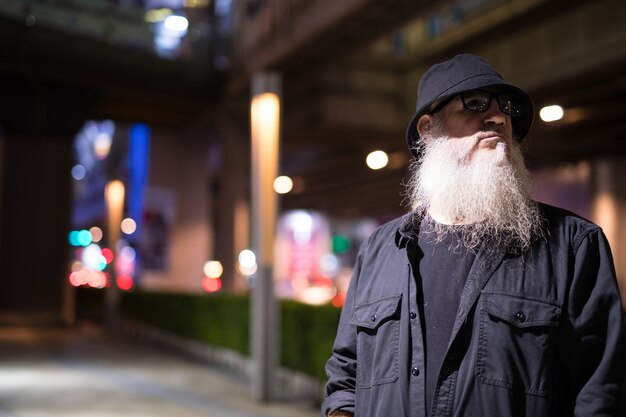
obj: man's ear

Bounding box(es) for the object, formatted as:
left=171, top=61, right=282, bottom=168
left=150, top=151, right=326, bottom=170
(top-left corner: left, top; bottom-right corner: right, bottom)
left=416, top=114, right=433, bottom=137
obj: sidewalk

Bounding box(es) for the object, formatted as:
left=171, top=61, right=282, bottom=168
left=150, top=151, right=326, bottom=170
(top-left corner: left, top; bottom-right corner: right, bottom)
left=0, top=324, right=322, bottom=417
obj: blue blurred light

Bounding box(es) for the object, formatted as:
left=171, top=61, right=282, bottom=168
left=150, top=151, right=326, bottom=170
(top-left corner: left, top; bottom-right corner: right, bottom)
left=71, top=164, right=86, bottom=180
left=129, top=123, right=150, bottom=240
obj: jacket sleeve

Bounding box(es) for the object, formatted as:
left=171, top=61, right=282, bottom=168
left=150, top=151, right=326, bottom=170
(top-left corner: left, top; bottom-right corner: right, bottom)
left=321, top=250, right=362, bottom=416
left=560, top=228, right=626, bottom=416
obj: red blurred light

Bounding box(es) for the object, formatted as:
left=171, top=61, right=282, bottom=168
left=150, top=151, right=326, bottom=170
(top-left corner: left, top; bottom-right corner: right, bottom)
left=68, top=272, right=81, bottom=287
left=87, top=271, right=107, bottom=288
left=312, top=275, right=333, bottom=287
left=101, top=248, right=114, bottom=264
left=201, top=276, right=222, bottom=293
left=103, top=272, right=111, bottom=288
left=331, top=292, right=346, bottom=307
left=116, top=274, right=134, bottom=291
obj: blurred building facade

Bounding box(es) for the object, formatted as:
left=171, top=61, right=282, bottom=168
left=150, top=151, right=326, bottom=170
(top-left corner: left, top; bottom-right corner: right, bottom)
left=1, top=0, right=625, bottom=322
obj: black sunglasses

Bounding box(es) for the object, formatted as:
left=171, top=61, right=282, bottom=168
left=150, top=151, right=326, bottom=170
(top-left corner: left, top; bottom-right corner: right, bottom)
left=430, top=90, right=523, bottom=117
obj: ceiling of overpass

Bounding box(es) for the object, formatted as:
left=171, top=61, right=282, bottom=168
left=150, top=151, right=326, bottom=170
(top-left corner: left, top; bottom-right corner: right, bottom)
left=263, top=0, right=626, bottom=217
left=0, top=0, right=221, bottom=134
left=1, top=0, right=625, bottom=219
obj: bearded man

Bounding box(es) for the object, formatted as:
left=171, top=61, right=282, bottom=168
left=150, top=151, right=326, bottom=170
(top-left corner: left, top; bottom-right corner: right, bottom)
left=322, top=54, right=625, bottom=417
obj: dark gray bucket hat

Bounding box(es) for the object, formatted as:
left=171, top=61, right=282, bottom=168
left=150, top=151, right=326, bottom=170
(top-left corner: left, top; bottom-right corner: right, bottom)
left=405, top=54, right=534, bottom=158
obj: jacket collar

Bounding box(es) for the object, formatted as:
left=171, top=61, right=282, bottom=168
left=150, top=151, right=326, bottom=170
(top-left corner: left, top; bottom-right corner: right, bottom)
left=394, top=212, right=421, bottom=249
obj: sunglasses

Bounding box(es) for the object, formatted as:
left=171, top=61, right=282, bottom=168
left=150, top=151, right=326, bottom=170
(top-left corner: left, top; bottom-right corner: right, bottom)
left=430, top=90, right=523, bottom=117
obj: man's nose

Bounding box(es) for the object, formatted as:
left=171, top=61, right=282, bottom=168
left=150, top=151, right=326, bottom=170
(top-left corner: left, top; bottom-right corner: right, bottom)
left=483, top=98, right=507, bottom=126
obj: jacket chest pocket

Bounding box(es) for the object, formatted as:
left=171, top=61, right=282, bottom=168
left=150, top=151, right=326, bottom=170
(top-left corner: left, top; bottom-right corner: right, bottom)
left=477, top=293, right=561, bottom=396
left=350, top=294, right=402, bottom=388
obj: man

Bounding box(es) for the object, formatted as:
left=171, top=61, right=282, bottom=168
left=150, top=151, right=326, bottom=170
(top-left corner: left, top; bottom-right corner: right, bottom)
left=322, top=54, right=625, bottom=417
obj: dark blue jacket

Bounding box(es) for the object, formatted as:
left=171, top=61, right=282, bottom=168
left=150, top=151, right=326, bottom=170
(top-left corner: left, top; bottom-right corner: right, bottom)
left=323, top=203, right=625, bottom=417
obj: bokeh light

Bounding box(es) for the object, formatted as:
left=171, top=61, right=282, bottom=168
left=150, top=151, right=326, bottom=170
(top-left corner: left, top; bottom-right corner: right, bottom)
left=77, top=229, right=93, bottom=247
left=121, top=218, right=137, bottom=235
left=94, top=132, right=113, bottom=159
left=71, top=164, right=86, bottom=180
left=203, top=261, right=224, bottom=279
left=117, top=274, right=134, bottom=291
left=82, top=244, right=106, bottom=271
left=101, top=248, right=114, bottom=264
left=68, top=269, right=108, bottom=289
left=320, top=253, right=340, bottom=277
left=238, top=250, right=256, bottom=268
left=144, top=8, right=173, bottom=23
left=68, top=231, right=80, bottom=246
left=89, top=226, right=103, bottom=243
left=273, top=176, right=293, bottom=194
left=164, top=14, right=189, bottom=32
left=201, top=276, right=223, bottom=293
left=120, top=246, right=136, bottom=262
left=237, top=249, right=257, bottom=277
left=366, top=150, right=389, bottom=170
left=539, top=105, right=564, bottom=122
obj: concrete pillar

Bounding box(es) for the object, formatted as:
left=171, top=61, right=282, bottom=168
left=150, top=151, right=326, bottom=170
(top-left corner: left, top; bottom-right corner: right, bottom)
left=591, top=158, right=626, bottom=308
left=250, top=72, right=281, bottom=402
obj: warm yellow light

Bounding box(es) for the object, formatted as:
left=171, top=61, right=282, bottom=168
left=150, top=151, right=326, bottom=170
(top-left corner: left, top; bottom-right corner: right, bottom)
left=539, top=105, right=564, bottom=122
left=105, top=181, right=125, bottom=211
left=203, top=260, right=224, bottom=279
left=250, top=91, right=280, bottom=265
left=121, top=218, right=137, bottom=235
left=89, top=226, right=103, bottom=243
left=366, top=150, right=389, bottom=170
left=105, top=180, right=125, bottom=246
left=251, top=94, right=280, bottom=150
left=184, top=0, right=210, bottom=8
left=298, top=286, right=338, bottom=306
left=144, top=8, right=173, bottom=23
left=273, top=176, right=293, bottom=194
left=94, top=132, right=112, bottom=160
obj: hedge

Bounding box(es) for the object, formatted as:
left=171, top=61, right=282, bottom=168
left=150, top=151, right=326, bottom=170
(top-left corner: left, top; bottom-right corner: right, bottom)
left=76, top=288, right=342, bottom=381
left=122, top=292, right=252, bottom=355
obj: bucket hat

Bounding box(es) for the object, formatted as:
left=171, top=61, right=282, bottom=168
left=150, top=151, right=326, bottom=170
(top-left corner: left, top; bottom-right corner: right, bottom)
left=405, top=54, right=534, bottom=158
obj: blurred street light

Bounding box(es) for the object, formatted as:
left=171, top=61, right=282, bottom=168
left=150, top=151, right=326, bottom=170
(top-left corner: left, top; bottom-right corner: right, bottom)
left=273, top=175, right=293, bottom=194
left=366, top=150, right=389, bottom=170
left=540, top=105, right=564, bottom=122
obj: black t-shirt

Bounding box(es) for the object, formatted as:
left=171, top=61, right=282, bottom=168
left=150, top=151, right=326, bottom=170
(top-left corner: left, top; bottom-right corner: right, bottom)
left=411, top=221, right=476, bottom=416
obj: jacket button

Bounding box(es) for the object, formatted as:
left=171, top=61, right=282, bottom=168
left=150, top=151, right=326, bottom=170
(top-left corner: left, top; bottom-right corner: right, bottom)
left=410, top=312, right=417, bottom=319
left=514, top=312, right=526, bottom=322
left=411, top=367, right=420, bottom=376
left=371, top=314, right=377, bottom=322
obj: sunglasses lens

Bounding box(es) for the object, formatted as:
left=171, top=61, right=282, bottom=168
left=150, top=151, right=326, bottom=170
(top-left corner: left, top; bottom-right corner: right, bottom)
left=462, top=91, right=490, bottom=112
left=498, top=94, right=523, bottom=117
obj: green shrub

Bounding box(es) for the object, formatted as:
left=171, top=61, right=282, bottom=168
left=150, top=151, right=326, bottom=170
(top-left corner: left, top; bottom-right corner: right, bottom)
left=91, top=290, right=343, bottom=380
left=122, top=291, right=251, bottom=356
left=280, top=300, right=341, bottom=380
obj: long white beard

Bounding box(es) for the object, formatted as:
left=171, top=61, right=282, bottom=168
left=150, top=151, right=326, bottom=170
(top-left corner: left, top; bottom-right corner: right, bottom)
left=406, top=131, right=543, bottom=251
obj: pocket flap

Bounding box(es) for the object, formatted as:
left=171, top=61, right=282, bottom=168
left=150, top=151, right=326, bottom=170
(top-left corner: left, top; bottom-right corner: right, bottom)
left=350, top=294, right=402, bottom=329
left=483, top=293, right=560, bottom=328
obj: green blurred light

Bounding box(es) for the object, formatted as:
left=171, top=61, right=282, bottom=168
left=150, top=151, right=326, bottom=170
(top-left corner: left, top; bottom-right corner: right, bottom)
left=94, top=256, right=107, bottom=271
left=68, top=231, right=80, bottom=246
left=77, top=229, right=93, bottom=247
left=332, top=235, right=352, bottom=254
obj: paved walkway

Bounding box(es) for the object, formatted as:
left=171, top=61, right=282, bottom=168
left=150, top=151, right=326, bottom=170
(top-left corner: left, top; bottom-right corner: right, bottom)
left=0, top=324, right=321, bottom=417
